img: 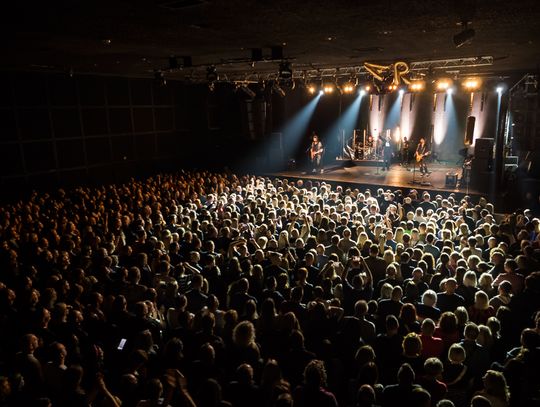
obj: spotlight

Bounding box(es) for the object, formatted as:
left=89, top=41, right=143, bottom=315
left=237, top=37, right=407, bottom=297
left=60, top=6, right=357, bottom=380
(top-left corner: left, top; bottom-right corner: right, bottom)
left=323, top=83, right=335, bottom=94
left=398, top=88, right=405, bottom=96
left=307, top=84, right=317, bottom=94
left=364, top=85, right=371, bottom=93
left=409, top=81, right=425, bottom=92
left=496, top=84, right=505, bottom=93
left=453, top=26, right=475, bottom=48
left=341, top=82, right=355, bottom=94
left=319, top=90, right=324, bottom=95
left=463, top=78, right=481, bottom=91
left=446, top=88, right=454, bottom=95
left=359, top=89, right=366, bottom=96
left=206, top=66, right=218, bottom=82
left=435, top=79, right=452, bottom=91
left=279, top=62, right=293, bottom=80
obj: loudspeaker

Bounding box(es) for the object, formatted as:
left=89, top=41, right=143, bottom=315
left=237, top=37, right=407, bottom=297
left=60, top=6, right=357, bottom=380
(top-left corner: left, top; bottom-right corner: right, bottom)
left=465, top=116, right=475, bottom=145
left=445, top=173, right=458, bottom=188
left=474, top=138, right=494, bottom=159
left=472, top=157, right=490, bottom=172
left=505, top=156, right=518, bottom=165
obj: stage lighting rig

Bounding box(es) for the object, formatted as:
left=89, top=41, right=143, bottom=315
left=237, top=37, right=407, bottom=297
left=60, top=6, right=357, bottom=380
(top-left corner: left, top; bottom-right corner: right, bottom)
left=463, top=77, right=481, bottom=90
left=409, top=81, right=425, bottom=92
left=278, top=62, right=293, bottom=80
left=341, top=81, right=355, bottom=94
left=435, top=78, right=453, bottom=91
left=323, top=82, right=336, bottom=94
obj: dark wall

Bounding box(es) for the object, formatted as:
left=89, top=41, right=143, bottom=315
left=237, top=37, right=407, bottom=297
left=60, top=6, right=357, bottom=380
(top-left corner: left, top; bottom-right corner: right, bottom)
left=0, top=72, right=193, bottom=192
left=0, top=72, right=246, bottom=197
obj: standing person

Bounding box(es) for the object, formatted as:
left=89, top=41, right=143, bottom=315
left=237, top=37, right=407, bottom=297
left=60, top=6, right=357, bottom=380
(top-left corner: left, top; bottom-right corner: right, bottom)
left=401, top=137, right=410, bottom=168
left=383, top=134, right=393, bottom=171
left=309, top=133, right=324, bottom=174
left=415, top=137, right=430, bottom=175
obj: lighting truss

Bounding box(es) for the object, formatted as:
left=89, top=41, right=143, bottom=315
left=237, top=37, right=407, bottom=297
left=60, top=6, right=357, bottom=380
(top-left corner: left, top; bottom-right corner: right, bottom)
left=182, top=56, right=494, bottom=83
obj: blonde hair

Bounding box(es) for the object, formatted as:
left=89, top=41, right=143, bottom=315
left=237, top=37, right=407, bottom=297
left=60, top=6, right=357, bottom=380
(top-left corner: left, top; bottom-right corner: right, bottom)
left=474, top=291, right=490, bottom=310
left=448, top=343, right=466, bottom=364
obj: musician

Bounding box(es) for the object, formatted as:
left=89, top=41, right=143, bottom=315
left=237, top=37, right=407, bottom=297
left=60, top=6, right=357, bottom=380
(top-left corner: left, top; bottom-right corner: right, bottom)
left=415, top=137, right=430, bottom=175
left=382, top=134, right=392, bottom=171
left=401, top=136, right=410, bottom=167
left=309, top=133, right=324, bottom=173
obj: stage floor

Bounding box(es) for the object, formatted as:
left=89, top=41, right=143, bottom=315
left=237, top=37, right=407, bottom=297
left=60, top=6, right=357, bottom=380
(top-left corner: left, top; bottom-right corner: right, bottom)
left=270, top=162, right=484, bottom=196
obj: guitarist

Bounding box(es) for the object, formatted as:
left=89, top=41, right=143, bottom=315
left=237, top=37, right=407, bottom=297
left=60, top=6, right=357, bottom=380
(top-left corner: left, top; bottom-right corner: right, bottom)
left=415, top=137, right=430, bottom=175
left=309, top=133, right=324, bottom=173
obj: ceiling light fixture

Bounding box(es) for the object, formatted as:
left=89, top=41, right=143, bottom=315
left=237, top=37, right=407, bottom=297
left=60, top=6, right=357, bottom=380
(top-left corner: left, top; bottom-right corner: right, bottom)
left=463, top=77, right=481, bottom=90
left=453, top=22, right=475, bottom=48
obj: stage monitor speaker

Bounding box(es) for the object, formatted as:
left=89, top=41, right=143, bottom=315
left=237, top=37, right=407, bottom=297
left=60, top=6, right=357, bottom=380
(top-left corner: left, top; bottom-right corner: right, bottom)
left=505, top=156, right=518, bottom=165
left=465, top=116, right=475, bottom=145
left=472, top=157, right=490, bottom=172
left=474, top=138, right=494, bottom=159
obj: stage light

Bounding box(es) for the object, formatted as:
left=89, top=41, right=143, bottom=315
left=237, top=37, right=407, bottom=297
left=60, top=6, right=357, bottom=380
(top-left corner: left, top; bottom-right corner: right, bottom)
left=463, top=78, right=481, bottom=90
left=308, top=85, right=317, bottom=94
left=364, top=85, right=371, bottom=93
left=360, top=89, right=366, bottom=96
left=319, top=90, right=324, bottom=95
left=496, top=84, right=505, bottom=93
left=323, top=83, right=335, bottom=94
left=206, top=66, right=218, bottom=82
left=435, top=79, right=452, bottom=91
left=342, top=83, right=355, bottom=94
left=446, top=88, right=454, bottom=95
left=409, top=81, right=425, bottom=92
left=453, top=26, right=475, bottom=48
left=398, top=88, right=405, bottom=96
left=279, top=62, right=293, bottom=80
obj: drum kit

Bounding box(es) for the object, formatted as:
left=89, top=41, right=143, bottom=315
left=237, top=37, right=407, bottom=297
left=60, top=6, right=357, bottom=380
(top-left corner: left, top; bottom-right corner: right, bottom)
left=351, top=135, right=379, bottom=160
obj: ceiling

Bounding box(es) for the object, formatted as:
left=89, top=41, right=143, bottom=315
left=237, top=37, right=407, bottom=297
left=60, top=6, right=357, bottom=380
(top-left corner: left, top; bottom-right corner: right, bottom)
left=4, top=0, right=540, bottom=82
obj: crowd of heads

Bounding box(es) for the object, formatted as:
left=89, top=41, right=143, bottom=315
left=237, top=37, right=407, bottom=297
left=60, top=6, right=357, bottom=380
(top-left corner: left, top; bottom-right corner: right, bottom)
left=0, top=171, right=539, bottom=407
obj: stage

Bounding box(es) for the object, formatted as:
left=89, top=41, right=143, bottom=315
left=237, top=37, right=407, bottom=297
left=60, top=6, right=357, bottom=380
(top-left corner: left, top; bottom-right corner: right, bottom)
left=270, top=161, right=485, bottom=196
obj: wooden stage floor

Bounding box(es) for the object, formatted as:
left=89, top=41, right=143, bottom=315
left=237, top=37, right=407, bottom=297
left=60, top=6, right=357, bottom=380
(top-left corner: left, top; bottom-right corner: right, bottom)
left=270, top=162, right=485, bottom=196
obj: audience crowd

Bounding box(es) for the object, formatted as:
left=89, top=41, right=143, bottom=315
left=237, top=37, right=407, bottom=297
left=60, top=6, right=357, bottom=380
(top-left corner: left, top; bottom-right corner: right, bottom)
left=0, top=171, right=539, bottom=407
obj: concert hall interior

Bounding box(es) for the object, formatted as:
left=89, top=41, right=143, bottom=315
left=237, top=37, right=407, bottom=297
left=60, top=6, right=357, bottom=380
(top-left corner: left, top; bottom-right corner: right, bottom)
left=2, top=1, right=540, bottom=406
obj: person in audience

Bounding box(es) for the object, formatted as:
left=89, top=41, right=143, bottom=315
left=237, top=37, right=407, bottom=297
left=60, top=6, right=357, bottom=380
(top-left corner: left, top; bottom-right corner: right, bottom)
left=0, top=171, right=538, bottom=407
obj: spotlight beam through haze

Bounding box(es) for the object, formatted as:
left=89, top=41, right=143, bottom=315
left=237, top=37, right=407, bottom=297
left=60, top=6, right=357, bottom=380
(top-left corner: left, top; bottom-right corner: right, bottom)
left=281, top=92, right=323, bottom=156
left=322, top=92, right=364, bottom=154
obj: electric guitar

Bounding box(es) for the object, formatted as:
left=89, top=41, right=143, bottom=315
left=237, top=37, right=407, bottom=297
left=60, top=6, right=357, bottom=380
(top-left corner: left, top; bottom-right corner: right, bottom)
left=310, top=145, right=323, bottom=160
left=415, top=151, right=431, bottom=163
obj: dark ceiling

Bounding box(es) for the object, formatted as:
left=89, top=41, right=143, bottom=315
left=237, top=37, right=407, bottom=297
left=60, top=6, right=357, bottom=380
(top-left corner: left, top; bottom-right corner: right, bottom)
left=4, top=0, right=540, bottom=81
